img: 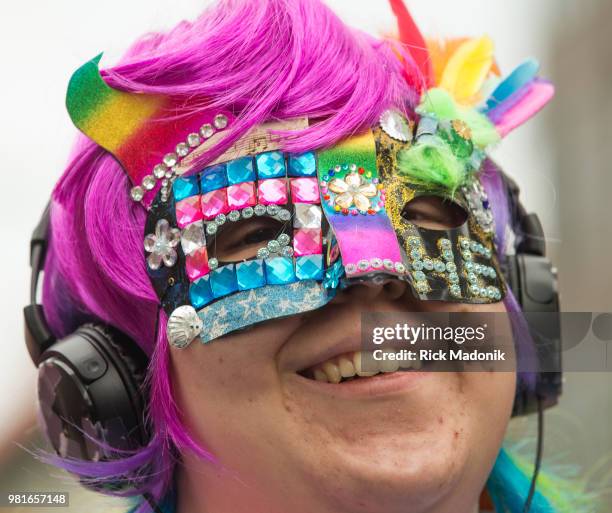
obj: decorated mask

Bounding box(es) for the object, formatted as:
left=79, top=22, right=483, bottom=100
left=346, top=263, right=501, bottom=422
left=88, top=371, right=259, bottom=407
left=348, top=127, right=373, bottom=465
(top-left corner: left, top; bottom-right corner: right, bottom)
left=66, top=33, right=553, bottom=349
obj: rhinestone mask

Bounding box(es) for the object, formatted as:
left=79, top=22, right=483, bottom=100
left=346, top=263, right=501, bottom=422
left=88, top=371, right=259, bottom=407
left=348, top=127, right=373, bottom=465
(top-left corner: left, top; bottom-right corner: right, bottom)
left=65, top=48, right=553, bottom=349
left=145, top=114, right=507, bottom=348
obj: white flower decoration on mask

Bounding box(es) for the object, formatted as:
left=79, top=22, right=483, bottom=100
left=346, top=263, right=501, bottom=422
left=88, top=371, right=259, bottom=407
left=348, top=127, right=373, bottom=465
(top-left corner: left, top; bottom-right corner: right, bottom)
left=328, top=172, right=378, bottom=211
left=144, top=219, right=181, bottom=270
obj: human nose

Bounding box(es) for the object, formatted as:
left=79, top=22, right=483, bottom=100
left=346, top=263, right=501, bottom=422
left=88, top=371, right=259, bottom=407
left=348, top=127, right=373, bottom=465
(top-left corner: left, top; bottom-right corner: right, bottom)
left=339, top=276, right=411, bottom=303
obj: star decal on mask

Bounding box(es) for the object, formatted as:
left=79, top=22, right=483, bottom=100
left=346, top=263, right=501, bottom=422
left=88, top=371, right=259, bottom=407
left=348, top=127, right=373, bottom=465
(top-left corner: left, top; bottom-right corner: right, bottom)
left=236, top=289, right=267, bottom=318
left=197, top=281, right=333, bottom=344
left=277, top=297, right=294, bottom=313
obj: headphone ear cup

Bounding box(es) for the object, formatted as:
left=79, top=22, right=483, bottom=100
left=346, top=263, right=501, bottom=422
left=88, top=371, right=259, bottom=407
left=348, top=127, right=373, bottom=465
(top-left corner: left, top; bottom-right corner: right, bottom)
left=498, top=170, right=563, bottom=417
left=84, top=324, right=150, bottom=438
left=37, top=324, right=150, bottom=464
left=508, top=254, right=562, bottom=417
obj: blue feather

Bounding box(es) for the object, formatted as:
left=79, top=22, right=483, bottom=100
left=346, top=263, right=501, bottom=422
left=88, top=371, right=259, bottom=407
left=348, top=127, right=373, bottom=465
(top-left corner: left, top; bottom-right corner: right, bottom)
left=483, top=59, right=540, bottom=112
left=487, top=448, right=554, bottom=513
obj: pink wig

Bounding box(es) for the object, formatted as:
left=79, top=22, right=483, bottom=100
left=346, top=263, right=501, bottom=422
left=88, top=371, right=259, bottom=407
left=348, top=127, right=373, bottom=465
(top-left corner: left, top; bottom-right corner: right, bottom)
left=41, top=1, right=551, bottom=511
left=42, top=0, right=418, bottom=506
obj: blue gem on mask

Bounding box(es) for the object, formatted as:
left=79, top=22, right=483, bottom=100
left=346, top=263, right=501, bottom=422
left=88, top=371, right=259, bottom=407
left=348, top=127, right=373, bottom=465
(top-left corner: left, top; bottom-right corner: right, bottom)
left=434, top=260, right=446, bottom=272
left=236, top=259, right=266, bottom=290
left=226, top=157, right=256, bottom=185
left=411, top=260, right=424, bottom=271
left=200, top=164, right=228, bottom=192
left=190, top=276, right=214, bottom=309
left=265, top=256, right=297, bottom=285
left=173, top=175, right=199, bottom=201
left=256, top=151, right=286, bottom=179
left=295, top=254, right=324, bottom=281
left=413, top=270, right=426, bottom=281
left=323, top=260, right=344, bottom=290
left=210, top=264, right=238, bottom=297
left=288, top=152, right=316, bottom=177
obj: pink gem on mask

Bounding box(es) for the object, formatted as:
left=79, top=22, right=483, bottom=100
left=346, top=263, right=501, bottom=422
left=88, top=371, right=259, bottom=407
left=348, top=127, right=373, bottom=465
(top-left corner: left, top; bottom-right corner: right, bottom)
left=185, top=247, right=210, bottom=281
left=200, top=188, right=229, bottom=220
left=258, top=178, right=288, bottom=205
left=290, top=177, right=320, bottom=204
left=227, top=182, right=257, bottom=209
left=293, top=228, right=322, bottom=256
left=329, top=243, right=340, bottom=262
left=176, top=196, right=203, bottom=228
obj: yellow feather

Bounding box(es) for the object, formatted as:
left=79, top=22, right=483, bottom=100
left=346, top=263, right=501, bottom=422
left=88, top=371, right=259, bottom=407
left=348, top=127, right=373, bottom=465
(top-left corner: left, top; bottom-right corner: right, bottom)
left=439, top=36, right=494, bottom=106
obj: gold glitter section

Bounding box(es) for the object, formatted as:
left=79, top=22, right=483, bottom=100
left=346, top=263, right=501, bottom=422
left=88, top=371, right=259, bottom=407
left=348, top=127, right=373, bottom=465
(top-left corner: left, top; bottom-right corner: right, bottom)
left=374, top=126, right=416, bottom=234
left=451, top=119, right=472, bottom=140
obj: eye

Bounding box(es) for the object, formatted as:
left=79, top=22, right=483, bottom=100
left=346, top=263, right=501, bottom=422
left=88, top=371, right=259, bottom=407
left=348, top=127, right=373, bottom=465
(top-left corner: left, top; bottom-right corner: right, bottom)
left=210, top=217, right=288, bottom=262
left=401, top=195, right=467, bottom=229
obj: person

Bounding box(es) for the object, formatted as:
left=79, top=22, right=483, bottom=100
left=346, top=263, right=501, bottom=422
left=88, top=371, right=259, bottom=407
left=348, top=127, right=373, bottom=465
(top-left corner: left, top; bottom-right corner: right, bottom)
left=30, top=0, right=600, bottom=512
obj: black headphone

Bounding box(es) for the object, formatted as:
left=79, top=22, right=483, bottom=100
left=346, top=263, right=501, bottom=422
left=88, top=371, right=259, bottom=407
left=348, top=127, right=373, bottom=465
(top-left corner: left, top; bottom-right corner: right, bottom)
left=500, top=172, right=563, bottom=416
left=23, top=175, right=562, bottom=486
left=23, top=204, right=150, bottom=476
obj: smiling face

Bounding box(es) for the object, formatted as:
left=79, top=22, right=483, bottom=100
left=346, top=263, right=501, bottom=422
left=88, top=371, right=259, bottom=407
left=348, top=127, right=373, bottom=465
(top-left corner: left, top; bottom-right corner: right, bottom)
left=171, top=279, right=516, bottom=513
left=169, top=162, right=516, bottom=512
left=150, top=115, right=517, bottom=512
left=58, top=17, right=555, bottom=511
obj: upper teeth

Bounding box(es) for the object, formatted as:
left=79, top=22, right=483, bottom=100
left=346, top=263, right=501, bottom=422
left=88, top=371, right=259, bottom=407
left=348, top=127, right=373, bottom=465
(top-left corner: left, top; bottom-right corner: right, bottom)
left=308, top=351, right=421, bottom=384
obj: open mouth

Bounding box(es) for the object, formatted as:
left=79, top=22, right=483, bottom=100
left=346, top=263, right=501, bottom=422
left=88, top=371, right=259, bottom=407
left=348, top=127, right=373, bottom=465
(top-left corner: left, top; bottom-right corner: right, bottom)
left=299, top=351, right=423, bottom=384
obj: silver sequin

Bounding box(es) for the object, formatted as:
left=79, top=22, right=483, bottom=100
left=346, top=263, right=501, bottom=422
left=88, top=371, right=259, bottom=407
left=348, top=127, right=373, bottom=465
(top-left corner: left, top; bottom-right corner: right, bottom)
left=214, top=114, right=229, bottom=129
left=200, top=124, right=215, bottom=139
left=380, top=109, right=413, bottom=142
left=153, top=164, right=167, bottom=179
left=175, top=142, right=190, bottom=157
left=163, top=153, right=178, bottom=167
left=130, top=186, right=144, bottom=202
left=142, top=175, right=156, bottom=191
left=187, top=133, right=201, bottom=147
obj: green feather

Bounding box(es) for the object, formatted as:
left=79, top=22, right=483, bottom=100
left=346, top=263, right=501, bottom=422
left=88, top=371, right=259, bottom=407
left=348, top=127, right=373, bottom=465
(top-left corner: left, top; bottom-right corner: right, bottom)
left=417, top=88, right=501, bottom=148
left=396, top=137, right=467, bottom=194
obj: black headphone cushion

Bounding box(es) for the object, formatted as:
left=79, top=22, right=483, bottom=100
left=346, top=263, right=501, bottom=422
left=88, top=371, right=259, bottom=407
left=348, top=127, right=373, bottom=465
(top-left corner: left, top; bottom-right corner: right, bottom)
left=79, top=323, right=150, bottom=426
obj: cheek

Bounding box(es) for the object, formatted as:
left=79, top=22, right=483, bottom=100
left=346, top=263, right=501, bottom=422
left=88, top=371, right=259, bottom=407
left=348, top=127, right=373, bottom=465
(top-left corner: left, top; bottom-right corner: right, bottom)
left=460, top=370, right=516, bottom=474
left=461, top=370, right=516, bottom=436
left=168, top=318, right=303, bottom=462
left=462, top=303, right=517, bottom=448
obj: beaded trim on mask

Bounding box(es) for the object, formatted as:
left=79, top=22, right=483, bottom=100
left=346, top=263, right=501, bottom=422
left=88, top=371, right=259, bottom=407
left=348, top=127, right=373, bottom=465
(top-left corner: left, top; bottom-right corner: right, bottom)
left=130, top=114, right=230, bottom=203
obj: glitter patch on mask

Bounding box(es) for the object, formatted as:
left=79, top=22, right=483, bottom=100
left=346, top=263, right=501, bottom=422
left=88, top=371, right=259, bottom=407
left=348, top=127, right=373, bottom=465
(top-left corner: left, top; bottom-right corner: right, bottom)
left=197, top=281, right=335, bottom=343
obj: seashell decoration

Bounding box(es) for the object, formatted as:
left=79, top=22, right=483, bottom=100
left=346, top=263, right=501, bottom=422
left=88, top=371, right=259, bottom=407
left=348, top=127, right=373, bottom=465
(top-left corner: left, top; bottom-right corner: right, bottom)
left=379, top=109, right=413, bottom=142
left=167, top=305, right=203, bottom=348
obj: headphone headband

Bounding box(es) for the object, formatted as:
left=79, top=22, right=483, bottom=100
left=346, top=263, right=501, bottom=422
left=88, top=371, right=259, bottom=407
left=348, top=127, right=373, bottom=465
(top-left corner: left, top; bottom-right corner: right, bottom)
left=24, top=203, right=55, bottom=364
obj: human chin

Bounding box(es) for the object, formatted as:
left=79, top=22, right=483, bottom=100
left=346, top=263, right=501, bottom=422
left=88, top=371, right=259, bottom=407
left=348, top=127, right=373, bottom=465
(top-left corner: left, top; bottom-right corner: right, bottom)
left=277, top=371, right=501, bottom=511
left=276, top=308, right=515, bottom=512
